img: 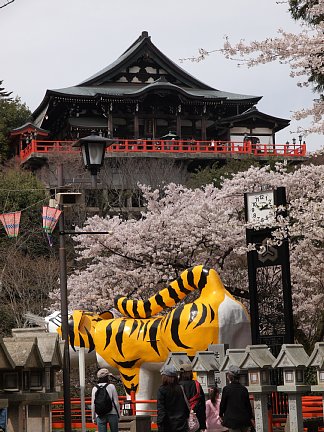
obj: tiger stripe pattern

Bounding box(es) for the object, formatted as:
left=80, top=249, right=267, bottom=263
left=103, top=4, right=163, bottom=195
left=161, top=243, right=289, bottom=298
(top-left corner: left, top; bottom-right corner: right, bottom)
left=61, top=265, right=251, bottom=395
left=114, top=267, right=200, bottom=318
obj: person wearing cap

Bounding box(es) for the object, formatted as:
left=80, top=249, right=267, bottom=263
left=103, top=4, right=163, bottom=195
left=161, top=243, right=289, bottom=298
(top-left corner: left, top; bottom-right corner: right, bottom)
left=91, top=368, right=120, bottom=432
left=157, top=365, right=190, bottom=432
left=179, top=363, right=206, bottom=431
left=219, top=366, right=254, bottom=432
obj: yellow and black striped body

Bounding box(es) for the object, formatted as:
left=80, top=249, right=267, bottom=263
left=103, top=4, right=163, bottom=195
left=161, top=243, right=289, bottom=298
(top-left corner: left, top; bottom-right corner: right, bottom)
left=64, top=266, right=251, bottom=394
left=114, top=267, right=199, bottom=318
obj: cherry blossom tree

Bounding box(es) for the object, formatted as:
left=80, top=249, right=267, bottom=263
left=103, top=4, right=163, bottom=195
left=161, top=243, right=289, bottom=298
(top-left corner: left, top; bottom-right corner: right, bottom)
left=49, top=159, right=324, bottom=348
left=182, top=0, right=324, bottom=135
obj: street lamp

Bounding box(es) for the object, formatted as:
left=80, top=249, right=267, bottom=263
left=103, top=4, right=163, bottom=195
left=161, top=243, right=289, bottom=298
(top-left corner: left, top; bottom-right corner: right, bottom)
left=73, top=131, right=115, bottom=188
left=59, top=133, right=115, bottom=431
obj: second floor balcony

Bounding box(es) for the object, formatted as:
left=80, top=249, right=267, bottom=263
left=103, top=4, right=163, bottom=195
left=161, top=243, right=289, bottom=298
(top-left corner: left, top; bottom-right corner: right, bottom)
left=19, top=138, right=307, bottom=166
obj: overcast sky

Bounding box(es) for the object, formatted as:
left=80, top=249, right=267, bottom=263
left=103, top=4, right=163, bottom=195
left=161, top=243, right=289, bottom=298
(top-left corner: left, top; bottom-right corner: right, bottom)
left=1, top=0, right=322, bottom=152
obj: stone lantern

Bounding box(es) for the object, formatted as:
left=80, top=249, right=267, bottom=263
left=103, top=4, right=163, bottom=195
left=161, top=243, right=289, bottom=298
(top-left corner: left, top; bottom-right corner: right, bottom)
left=161, top=352, right=191, bottom=374
left=273, top=344, right=310, bottom=431
left=306, top=342, right=324, bottom=420
left=307, top=342, right=324, bottom=392
left=219, top=348, right=248, bottom=386
left=0, top=329, right=62, bottom=432
left=239, top=345, right=276, bottom=432
left=12, top=329, right=62, bottom=392
left=208, top=344, right=228, bottom=389
left=0, top=337, right=12, bottom=426
left=191, top=351, right=220, bottom=393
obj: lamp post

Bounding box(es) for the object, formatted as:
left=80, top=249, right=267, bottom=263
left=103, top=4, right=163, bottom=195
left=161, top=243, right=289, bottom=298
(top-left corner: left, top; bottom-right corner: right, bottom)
left=73, top=131, right=115, bottom=188
left=59, top=133, right=112, bottom=432
left=57, top=163, right=72, bottom=432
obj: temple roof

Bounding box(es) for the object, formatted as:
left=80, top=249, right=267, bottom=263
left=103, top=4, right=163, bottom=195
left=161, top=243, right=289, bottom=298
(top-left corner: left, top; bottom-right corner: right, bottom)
left=47, top=83, right=259, bottom=102
left=32, top=31, right=261, bottom=120
left=10, top=122, right=49, bottom=136
left=218, top=106, right=290, bottom=132
left=78, top=31, right=214, bottom=89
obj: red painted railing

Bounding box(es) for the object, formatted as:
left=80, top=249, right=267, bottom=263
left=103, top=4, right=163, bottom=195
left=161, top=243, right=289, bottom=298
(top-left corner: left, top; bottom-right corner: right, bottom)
left=51, top=393, right=158, bottom=430
left=51, top=393, right=323, bottom=431
left=20, top=139, right=307, bottom=162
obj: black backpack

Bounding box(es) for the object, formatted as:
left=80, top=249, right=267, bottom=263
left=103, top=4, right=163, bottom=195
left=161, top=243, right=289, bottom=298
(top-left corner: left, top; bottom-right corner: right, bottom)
left=94, top=384, right=113, bottom=416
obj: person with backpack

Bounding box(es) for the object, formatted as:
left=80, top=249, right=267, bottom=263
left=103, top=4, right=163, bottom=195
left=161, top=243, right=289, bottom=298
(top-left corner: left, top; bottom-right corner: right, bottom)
left=179, top=364, right=206, bottom=431
left=205, top=386, right=227, bottom=431
left=91, top=368, right=120, bottom=432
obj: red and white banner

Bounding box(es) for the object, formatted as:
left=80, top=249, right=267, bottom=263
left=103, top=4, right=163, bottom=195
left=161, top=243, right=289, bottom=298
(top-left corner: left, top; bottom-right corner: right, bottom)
left=42, top=206, right=62, bottom=234
left=0, top=211, right=22, bottom=238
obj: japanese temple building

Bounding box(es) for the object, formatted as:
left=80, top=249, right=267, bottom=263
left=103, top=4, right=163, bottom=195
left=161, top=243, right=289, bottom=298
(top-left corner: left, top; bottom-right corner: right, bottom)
left=10, top=31, right=306, bottom=215
left=28, top=30, right=289, bottom=141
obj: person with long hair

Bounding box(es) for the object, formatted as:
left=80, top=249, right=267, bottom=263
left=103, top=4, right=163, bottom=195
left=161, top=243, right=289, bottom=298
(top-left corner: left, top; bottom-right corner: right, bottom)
left=179, top=364, right=206, bottom=431
left=205, top=386, right=228, bottom=431
left=157, top=365, right=190, bottom=432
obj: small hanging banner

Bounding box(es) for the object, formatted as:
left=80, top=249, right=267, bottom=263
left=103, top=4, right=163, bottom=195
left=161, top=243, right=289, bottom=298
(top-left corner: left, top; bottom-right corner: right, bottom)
left=42, top=206, right=62, bottom=234
left=0, top=211, right=22, bottom=238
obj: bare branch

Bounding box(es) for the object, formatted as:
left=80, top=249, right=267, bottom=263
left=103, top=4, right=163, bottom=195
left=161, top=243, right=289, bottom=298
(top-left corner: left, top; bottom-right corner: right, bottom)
left=0, top=0, right=15, bottom=9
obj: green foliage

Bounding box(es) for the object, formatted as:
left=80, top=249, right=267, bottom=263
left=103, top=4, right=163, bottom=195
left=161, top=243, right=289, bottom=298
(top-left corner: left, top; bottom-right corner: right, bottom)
left=0, top=96, right=31, bottom=162
left=0, top=168, right=60, bottom=335
left=0, top=80, right=12, bottom=99
left=0, top=167, right=52, bottom=257
left=187, top=159, right=262, bottom=188
left=0, top=168, right=46, bottom=211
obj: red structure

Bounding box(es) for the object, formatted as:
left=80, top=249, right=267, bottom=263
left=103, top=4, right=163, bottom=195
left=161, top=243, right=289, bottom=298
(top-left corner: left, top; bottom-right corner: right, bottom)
left=19, top=138, right=306, bottom=164
left=12, top=31, right=305, bottom=162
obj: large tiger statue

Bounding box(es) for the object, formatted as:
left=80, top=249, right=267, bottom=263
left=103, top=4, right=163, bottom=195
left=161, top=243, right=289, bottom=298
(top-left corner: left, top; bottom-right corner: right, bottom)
left=54, top=266, right=251, bottom=400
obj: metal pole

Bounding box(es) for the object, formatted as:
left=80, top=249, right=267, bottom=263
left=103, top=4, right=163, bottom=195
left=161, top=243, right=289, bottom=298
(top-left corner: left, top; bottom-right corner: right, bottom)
left=91, top=173, right=97, bottom=189
left=58, top=163, right=72, bottom=432
left=79, top=348, right=86, bottom=432
left=246, top=230, right=260, bottom=345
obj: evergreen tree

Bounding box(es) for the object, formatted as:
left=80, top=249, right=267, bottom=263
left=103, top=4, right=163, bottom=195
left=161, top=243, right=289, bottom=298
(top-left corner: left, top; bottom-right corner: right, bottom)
left=0, top=96, right=31, bottom=162
left=0, top=80, right=12, bottom=99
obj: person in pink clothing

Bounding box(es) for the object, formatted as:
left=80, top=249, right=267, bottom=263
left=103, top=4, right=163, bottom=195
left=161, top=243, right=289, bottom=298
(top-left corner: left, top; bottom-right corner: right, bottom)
left=206, top=386, right=228, bottom=432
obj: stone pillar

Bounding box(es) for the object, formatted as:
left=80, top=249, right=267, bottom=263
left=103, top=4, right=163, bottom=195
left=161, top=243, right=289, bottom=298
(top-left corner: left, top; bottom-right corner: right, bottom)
left=7, top=402, right=25, bottom=432
left=253, top=394, right=270, bottom=432
left=287, top=394, right=303, bottom=432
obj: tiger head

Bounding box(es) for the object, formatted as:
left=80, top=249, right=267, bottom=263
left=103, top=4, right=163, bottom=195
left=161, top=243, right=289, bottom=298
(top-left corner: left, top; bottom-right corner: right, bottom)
left=57, top=309, right=114, bottom=353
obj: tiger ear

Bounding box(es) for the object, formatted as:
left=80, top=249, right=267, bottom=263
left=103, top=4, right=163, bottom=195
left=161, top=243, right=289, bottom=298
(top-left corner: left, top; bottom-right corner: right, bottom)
left=98, top=310, right=114, bottom=320
left=72, top=310, right=85, bottom=332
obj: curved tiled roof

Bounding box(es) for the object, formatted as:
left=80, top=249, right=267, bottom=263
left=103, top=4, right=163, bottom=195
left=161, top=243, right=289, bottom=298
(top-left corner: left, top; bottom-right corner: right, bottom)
left=32, top=31, right=261, bottom=120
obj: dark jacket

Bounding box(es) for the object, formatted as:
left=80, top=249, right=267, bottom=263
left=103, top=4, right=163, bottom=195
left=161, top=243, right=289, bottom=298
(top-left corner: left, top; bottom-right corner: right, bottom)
left=219, top=381, right=253, bottom=429
left=179, top=380, right=206, bottom=430
left=157, top=384, right=190, bottom=432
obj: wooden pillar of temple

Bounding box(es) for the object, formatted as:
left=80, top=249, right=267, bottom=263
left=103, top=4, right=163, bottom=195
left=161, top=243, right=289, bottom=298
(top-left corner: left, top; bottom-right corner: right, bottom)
left=134, top=113, right=139, bottom=139
left=192, top=118, right=197, bottom=138
left=201, top=116, right=207, bottom=141
left=176, top=115, right=181, bottom=138
left=108, top=113, right=113, bottom=138
left=107, top=103, right=113, bottom=138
